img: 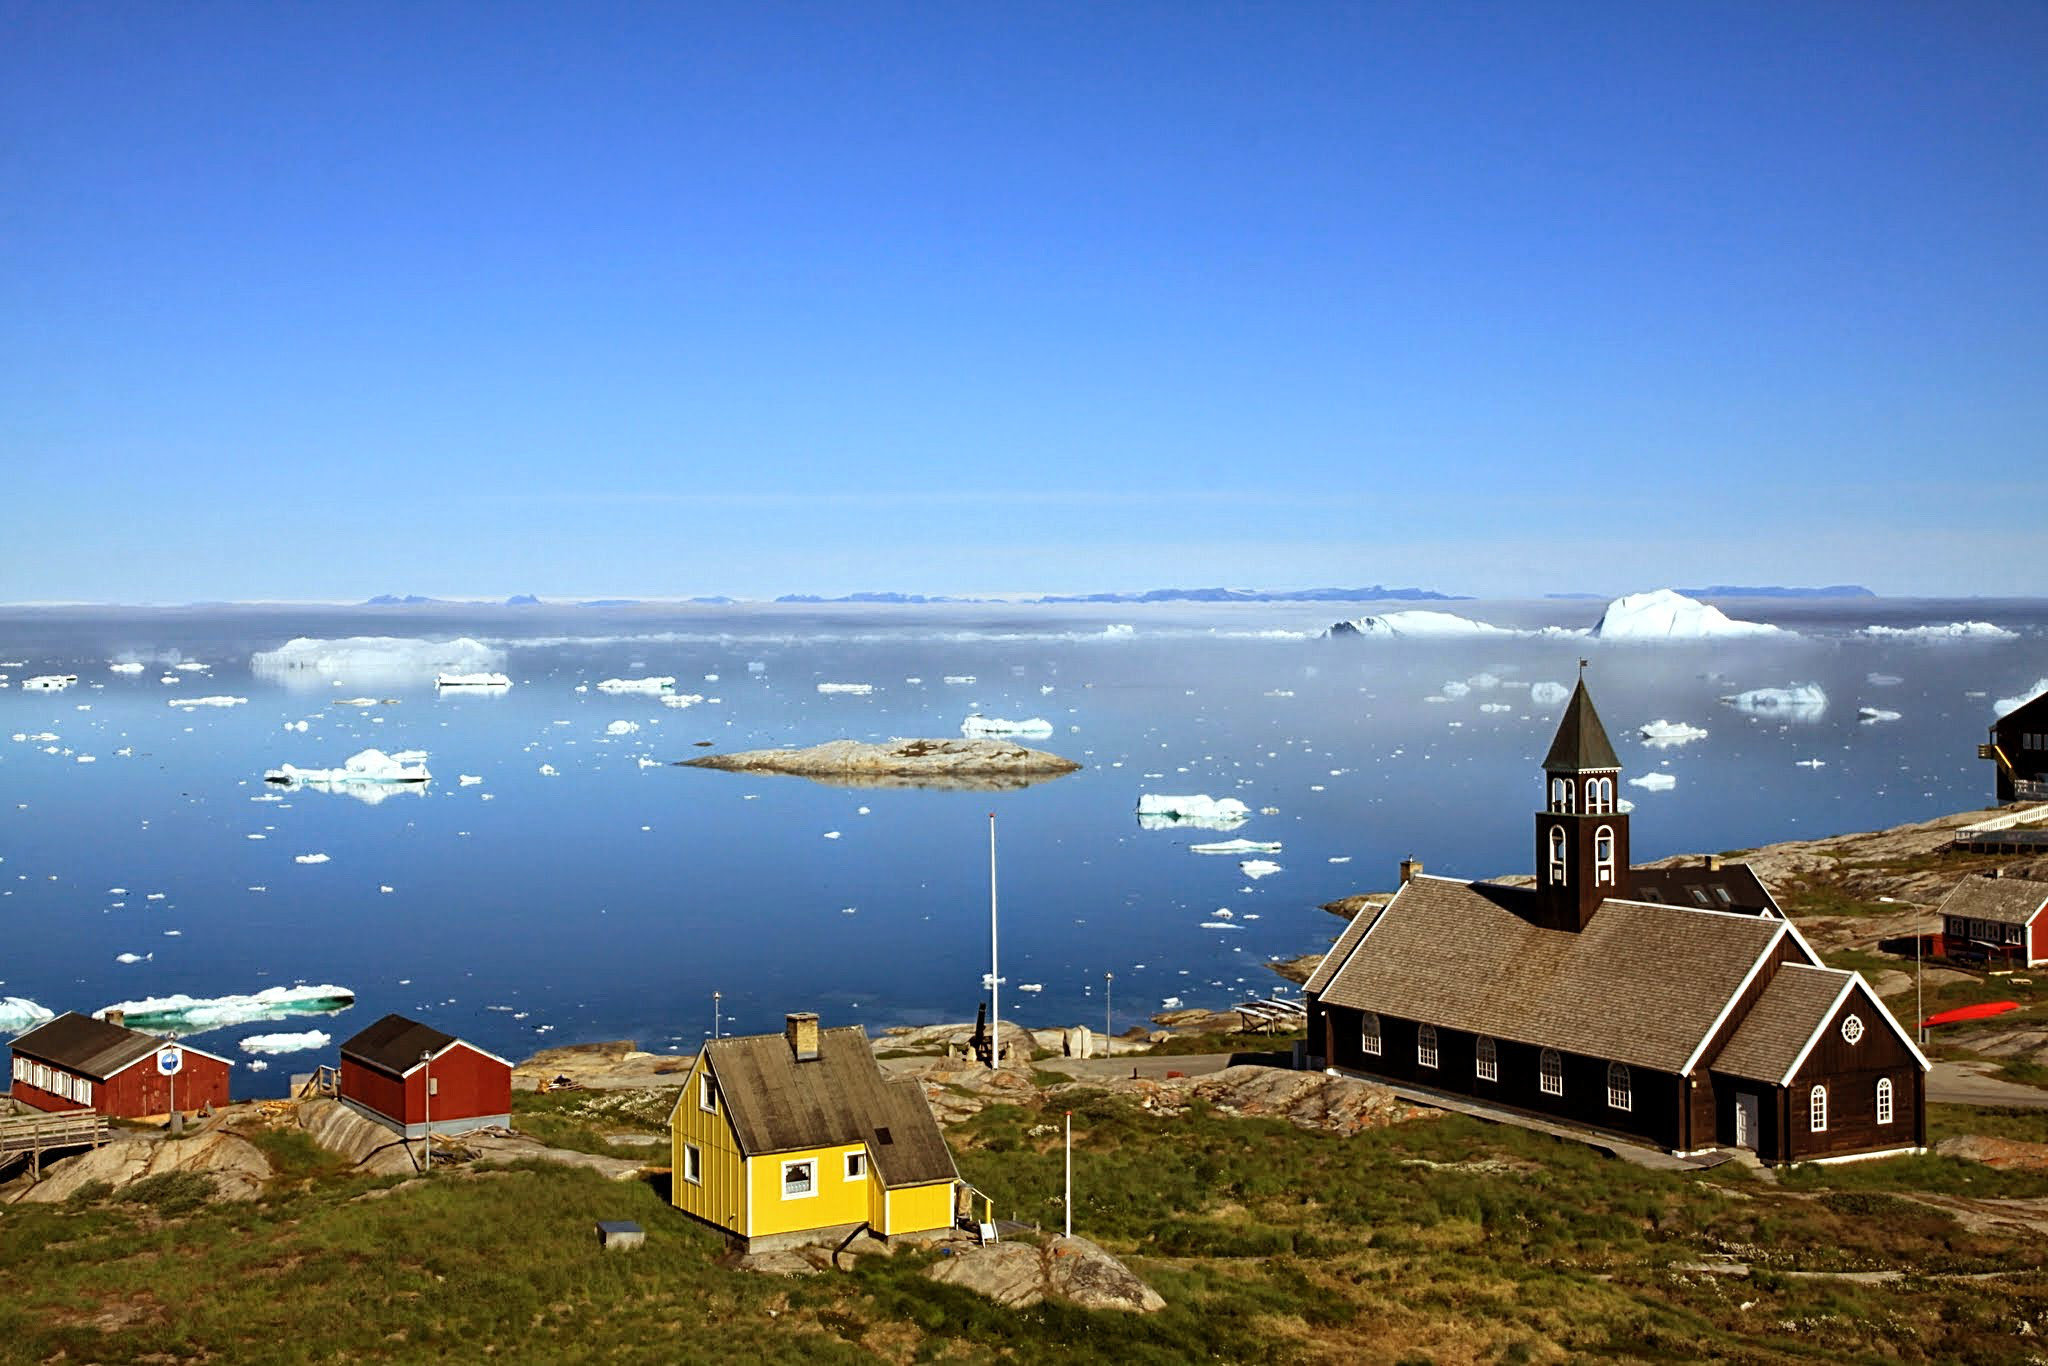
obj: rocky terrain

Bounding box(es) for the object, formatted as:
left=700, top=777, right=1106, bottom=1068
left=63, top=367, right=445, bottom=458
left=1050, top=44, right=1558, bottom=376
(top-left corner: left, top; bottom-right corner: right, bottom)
left=680, top=737, right=1081, bottom=790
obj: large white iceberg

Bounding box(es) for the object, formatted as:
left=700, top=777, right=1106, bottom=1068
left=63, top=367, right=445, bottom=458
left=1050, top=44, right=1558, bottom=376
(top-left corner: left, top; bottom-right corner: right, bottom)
left=1594, top=590, right=1788, bottom=640
left=265, top=749, right=430, bottom=802
left=96, top=984, right=356, bottom=1032
left=252, top=637, right=504, bottom=688
left=1188, top=837, right=1283, bottom=855
left=0, top=996, right=54, bottom=1033
left=1638, top=719, right=1708, bottom=748
left=1530, top=681, right=1571, bottom=706
left=1721, top=683, right=1828, bottom=721
left=1996, top=679, right=2048, bottom=717
left=961, top=715, right=1055, bottom=738
left=1862, top=622, right=2016, bottom=640
left=1330, top=611, right=1515, bottom=638
left=1136, top=794, right=1251, bottom=830
left=239, top=1030, right=333, bottom=1055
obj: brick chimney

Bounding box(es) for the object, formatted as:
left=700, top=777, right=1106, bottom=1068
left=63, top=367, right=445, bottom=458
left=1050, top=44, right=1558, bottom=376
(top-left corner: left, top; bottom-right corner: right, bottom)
left=1399, top=857, right=1423, bottom=885
left=785, top=1012, right=820, bottom=1062
left=1702, top=855, right=1724, bottom=871
left=104, top=1009, right=125, bottom=1028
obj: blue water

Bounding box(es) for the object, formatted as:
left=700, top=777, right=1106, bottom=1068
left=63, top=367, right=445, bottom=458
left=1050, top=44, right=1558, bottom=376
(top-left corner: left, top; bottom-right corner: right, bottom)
left=2, top=598, right=2042, bottom=1094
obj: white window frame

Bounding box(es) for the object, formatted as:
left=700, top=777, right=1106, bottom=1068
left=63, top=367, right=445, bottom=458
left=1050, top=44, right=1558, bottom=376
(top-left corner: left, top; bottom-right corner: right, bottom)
left=1840, top=1014, right=1864, bottom=1045
left=1416, top=1023, right=1438, bottom=1070
left=1474, top=1035, right=1497, bottom=1083
left=1360, top=1012, right=1382, bottom=1058
left=1587, top=777, right=1613, bottom=815
left=1548, top=826, right=1567, bottom=885
left=1809, top=1084, right=1828, bottom=1133
left=780, top=1158, right=816, bottom=1200
left=1875, top=1077, right=1894, bottom=1126
left=699, top=1073, right=718, bottom=1114
left=1594, top=825, right=1616, bottom=887
left=1539, top=1049, right=1563, bottom=1097
left=683, top=1143, right=702, bottom=1185
left=1606, top=1061, right=1632, bottom=1112
left=845, top=1151, right=867, bottom=1182
left=1551, top=777, right=1573, bottom=813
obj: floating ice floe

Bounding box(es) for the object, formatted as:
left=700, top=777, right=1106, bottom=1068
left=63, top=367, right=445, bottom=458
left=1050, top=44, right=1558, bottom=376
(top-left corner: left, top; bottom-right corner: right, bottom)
left=1017, top=983, right=1043, bottom=993
left=1593, top=589, right=1790, bottom=640
left=0, top=997, right=54, bottom=1032
left=961, top=715, right=1054, bottom=738
left=294, top=853, right=330, bottom=864
left=943, top=675, right=977, bottom=685
left=1628, top=772, right=1677, bottom=792
left=266, top=749, right=430, bottom=792
left=817, top=682, right=874, bottom=695
left=239, top=1030, right=332, bottom=1055
left=115, top=952, right=152, bottom=964
left=1240, top=859, right=1282, bottom=879
left=167, top=695, right=247, bottom=709
left=1862, top=621, right=2016, bottom=640
left=1329, top=610, right=1515, bottom=638
left=436, top=671, right=513, bottom=688
left=1136, top=794, right=1251, bottom=830
left=251, top=636, right=505, bottom=688
left=459, top=774, right=483, bottom=785
left=1530, top=681, right=1570, bottom=706
left=283, top=720, right=309, bottom=732
left=1638, top=719, right=1708, bottom=748
left=96, top=983, right=356, bottom=1031
left=538, top=764, right=559, bottom=776
left=1995, top=679, right=2048, bottom=717
left=598, top=676, right=675, bottom=694
left=1858, top=707, right=1903, bottom=723
left=109, top=661, right=145, bottom=674
left=1440, top=680, right=1471, bottom=698
left=1189, top=837, right=1282, bottom=855
left=660, top=692, right=707, bottom=709
left=605, top=720, right=641, bottom=736
left=1721, top=684, right=1827, bottom=721
left=1868, top=673, right=1903, bottom=686
left=1479, top=703, right=1511, bottom=714
left=22, top=674, right=77, bottom=690
left=1795, top=759, right=1827, bottom=769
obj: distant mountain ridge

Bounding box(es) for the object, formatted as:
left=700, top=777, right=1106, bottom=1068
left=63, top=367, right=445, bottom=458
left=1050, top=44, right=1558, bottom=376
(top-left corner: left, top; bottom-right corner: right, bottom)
left=366, top=585, right=1464, bottom=608
left=1546, top=585, right=1875, bottom=601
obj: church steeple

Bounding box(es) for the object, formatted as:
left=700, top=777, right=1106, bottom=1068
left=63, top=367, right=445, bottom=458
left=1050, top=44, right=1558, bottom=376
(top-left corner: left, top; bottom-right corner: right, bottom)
left=1533, top=665, right=1629, bottom=931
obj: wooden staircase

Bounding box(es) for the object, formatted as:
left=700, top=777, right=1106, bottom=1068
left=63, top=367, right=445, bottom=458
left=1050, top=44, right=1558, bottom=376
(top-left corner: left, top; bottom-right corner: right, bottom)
left=0, top=1106, right=109, bottom=1178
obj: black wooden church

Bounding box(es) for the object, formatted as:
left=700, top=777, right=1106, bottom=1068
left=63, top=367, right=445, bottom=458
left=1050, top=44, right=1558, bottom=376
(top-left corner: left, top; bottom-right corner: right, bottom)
left=1304, top=678, right=1928, bottom=1165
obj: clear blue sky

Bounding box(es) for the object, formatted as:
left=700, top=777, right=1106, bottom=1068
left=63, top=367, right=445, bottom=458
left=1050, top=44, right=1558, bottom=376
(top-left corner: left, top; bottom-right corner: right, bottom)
left=4, top=3, right=2044, bottom=601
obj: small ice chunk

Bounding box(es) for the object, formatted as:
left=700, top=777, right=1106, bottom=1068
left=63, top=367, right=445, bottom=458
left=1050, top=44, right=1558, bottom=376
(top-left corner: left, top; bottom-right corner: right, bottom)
left=435, top=672, right=513, bottom=687
left=109, top=661, right=145, bottom=674
left=1017, top=983, right=1043, bottom=993
left=1721, top=684, right=1828, bottom=721
left=598, top=676, right=675, bottom=694
left=294, top=853, right=330, bottom=864
left=1795, top=758, right=1827, bottom=768
left=605, top=720, right=641, bottom=736
left=167, top=695, right=247, bottom=708
left=538, top=764, right=559, bottom=776
left=1239, top=859, right=1282, bottom=878
left=961, top=715, right=1054, bottom=738
left=1627, top=772, right=1677, bottom=792
left=239, top=1030, right=332, bottom=1055
left=1858, top=707, right=1902, bottom=723
left=659, top=693, right=706, bottom=709
left=459, top=774, right=483, bottom=785
left=1530, top=681, right=1570, bottom=706
left=1136, top=794, right=1251, bottom=830
left=823, top=830, right=842, bottom=839
left=1189, top=837, right=1282, bottom=855
left=1638, top=719, right=1709, bottom=748
left=115, top=952, right=151, bottom=964
left=816, top=682, right=874, bottom=695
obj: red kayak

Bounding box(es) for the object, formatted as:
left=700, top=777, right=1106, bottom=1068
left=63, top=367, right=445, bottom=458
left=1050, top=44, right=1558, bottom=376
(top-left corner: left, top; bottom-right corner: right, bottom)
left=1922, top=1001, right=2020, bottom=1027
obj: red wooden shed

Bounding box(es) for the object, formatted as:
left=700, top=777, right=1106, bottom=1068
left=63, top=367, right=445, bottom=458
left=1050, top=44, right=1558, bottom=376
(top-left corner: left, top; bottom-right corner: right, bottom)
left=8, top=1012, right=232, bottom=1118
left=338, top=1013, right=513, bottom=1138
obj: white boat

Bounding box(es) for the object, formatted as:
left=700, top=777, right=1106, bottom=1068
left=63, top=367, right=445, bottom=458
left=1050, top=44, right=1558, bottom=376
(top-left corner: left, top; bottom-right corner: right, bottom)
left=435, top=672, right=512, bottom=688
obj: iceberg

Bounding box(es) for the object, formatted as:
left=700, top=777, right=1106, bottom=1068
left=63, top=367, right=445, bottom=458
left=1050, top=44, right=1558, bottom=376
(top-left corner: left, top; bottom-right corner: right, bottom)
left=1, top=997, right=54, bottom=1032
left=1189, top=837, right=1283, bottom=855
left=1593, top=589, right=1789, bottom=640
left=1638, top=719, right=1708, bottom=748
left=1858, top=707, right=1902, bottom=723
left=1627, top=772, right=1677, bottom=792
left=961, top=715, right=1054, bottom=738
left=597, top=676, right=675, bottom=694
left=239, top=1030, right=332, bottom=1055
left=294, top=853, right=330, bottom=864
left=1329, top=611, right=1514, bottom=638
left=660, top=692, right=707, bottom=709
left=1239, top=859, right=1282, bottom=879
left=1996, top=679, right=2048, bottom=717
left=95, top=984, right=356, bottom=1032
left=1136, top=794, right=1251, bottom=830
left=22, top=674, right=78, bottom=690
left=436, top=671, right=512, bottom=688
left=817, top=682, right=875, bottom=695
left=265, top=748, right=430, bottom=791
left=605, top=720, right=641, bottom=736
left=109, top=661, right=145, bottom=674
left=1862, top=621, right=2016, bottom=640
left=1721, top=684, right=1828, bottom=721
left=1530, top=681, right=1570, bottom=706
left=251, top=637, right=504, bottom=688
left=167, top=695, right=247, bottom=709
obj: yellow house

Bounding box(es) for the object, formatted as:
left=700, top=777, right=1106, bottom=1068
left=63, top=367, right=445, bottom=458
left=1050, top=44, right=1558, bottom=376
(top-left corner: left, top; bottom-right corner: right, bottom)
left=669, top=1012, right=960, bottom=1252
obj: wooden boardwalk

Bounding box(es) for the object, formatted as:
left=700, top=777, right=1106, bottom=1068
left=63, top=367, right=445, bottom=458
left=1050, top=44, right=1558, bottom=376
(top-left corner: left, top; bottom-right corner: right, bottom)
left=0, top=1106, right=109, bottom=1178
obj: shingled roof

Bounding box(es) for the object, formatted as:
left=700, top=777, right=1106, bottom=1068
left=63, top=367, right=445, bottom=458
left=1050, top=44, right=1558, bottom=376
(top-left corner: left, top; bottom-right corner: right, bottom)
left=1629, top=862, right=1781, bottom=916
left=1936, top=875, right=2048, bottom=928
left=1542, top=678, right=1621, bottom=772
left=704, top=1025, right=956, bottom=1188
left=341, top=1013, right=462, bottom=1075
left=1315, top=876, right=1793, bottom=1072
left=1711, top=964, right=1853, bottom=1084
left=11, top=1012, right=166, bottom=1080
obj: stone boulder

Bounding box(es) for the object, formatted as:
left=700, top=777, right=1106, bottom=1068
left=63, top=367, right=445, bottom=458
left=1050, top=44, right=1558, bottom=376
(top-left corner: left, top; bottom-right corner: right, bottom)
left=12, top=1130, right=271, bottom=1204
left=1082, top=1064, right=1429, bottom=1137
left=927, top=1235, right=1164, bottom=1312
left=1937, top=1134, right=2048, bottom=1171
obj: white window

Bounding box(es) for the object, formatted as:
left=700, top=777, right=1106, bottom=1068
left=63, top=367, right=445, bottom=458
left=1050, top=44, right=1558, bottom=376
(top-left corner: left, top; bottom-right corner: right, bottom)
left=10, top=1057, right=22, bottom=1083
left=34, top=1064, right=49, bottom=1091
left=1475, top=1036, right=1497, bottom=1083
left=2008, top=924, right=2025, bottom=946
left=683, top=1143, right=702, bottom=1185
left=845, top=1151, right=867, bottom=1181
left=1594, top=826, right=1616, bottom=887
left=75, top=1078, right=91, bottom=1106
left=781, top=1159, right=815, bottom=1199
left=1417, top=1024, right=1438, bottom=1070
left=1587, top=777, right=1613, bottom=815
left=1551, top=778, right=1573, bottom=813
left=700, top=1073, right=718, bottom=1114
left=1840, top=1014, right=1864, bottom=1045
left=1606, top=1061, right=1632, bottom=1112
left=1539, top=1049, right=1563, bottom=1097
left=1809, top=1084, right=1828, bottom=1133
left=1360, top=1012, right=1382, bottom=1058
left=1875, top=1078, right=1894, bottom=1126
left=1548, top=826, right=1567, bottom=885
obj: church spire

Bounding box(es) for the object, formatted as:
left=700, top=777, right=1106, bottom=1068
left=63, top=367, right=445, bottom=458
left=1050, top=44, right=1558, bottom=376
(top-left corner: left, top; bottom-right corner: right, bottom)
left=1532, top=668, right=1629, bottom=931
left=1542, top=670, right=1620, bottom=774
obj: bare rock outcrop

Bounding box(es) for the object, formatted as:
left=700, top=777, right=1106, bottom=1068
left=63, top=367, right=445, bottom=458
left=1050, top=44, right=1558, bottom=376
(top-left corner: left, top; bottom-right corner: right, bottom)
left=293, top=1098, right=643, bottom=1178
left=681, top=738, right=1079, bottom=791
left=1078, top=1064, right=1430, bottom=1137
left=11, top=1130, right=271, bottom=1204
left=1937, top=1135, right=2048, bottom=1172
left=927, top=1235, right=1165, bottom=1312
left=513, top=1040, right=692, bottom=1091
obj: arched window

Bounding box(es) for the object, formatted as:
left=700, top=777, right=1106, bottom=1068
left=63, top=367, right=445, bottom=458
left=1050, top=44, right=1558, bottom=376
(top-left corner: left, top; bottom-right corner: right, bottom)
left=1586, top=777, right=1612, bottom=815
left=1475, top=1035, right=1498, bottom=1082
left=1548, top=825, right=1568, bottom=885
left=1550, top=778, right=1573, bottom=814
left=1875, top=1077, right=1894, bottom=1126
left=1359, top=1012, right=1382, bottom=1058
left=1809, top=1084, right=1828, bottom=1132
left=1594, top=825, right=1616, bottom=887
left=1539, top=1048, right=1563, bottom=1097
left=1606, top=1061, right=1632, bottom=1112
left=1417, top=1023, right=1439, bottom=1070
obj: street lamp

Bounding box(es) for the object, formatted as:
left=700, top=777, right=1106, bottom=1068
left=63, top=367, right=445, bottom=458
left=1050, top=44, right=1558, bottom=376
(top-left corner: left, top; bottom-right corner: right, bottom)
left=420, top=1048, right=433, bottom=1175
left=1104, top=971, right=1113, bottom=1052
left=713, top=990, right=722, bottom=1041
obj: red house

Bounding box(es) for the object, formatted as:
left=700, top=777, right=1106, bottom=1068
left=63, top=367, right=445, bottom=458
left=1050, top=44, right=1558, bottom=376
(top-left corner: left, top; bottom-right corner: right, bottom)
left=1936, top=873, right=2048, bottom=968
left=338, top=1014, right=513, bottom=1138
left=8, top=1012, right=232, bottom=1118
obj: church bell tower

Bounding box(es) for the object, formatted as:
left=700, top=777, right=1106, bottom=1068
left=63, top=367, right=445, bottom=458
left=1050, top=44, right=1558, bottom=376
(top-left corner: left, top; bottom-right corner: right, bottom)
left=1533, top=668, right=1629, bottom=932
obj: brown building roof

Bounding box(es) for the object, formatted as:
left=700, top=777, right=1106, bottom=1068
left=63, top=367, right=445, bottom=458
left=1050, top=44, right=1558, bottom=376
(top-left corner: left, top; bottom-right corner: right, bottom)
left=1542, top=679, right=1621, bottom=772
left=1314, top=876, right=1791, bottom=1073
left=1628, top=863, right=1780, bottom=916
left=340, top=1013, right=462, bottom=1076
left=1710, top=964, right=1853, bottom=1084
left=12, top=1012, right=171, bottom=1080
left=1936, top=875, right=2048, bottom=928
left=705, top=1025, right=956, bottom=1188
left=1302, top=900, right=1388, bottom=996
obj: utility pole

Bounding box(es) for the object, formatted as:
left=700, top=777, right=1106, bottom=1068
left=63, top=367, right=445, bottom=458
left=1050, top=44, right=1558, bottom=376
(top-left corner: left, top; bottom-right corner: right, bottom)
left=713, top=990, right=722, bottom=1041
left=420, top=1048, right=433, bottom=1175
left=1917, top=920, right=1926, bottom=1046
left=1104, top=971, right=1113, bottom=1052
left=1063, top=1110, right=1072, bottom=1240
left=989, top=812, right=1000, bottom=1070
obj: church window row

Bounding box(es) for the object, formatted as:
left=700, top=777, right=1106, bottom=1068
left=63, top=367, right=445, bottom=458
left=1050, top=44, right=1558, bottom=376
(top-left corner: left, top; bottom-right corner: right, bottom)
left=1547, top=776, right=1617, bottom=815
left=2021, top=733, right=2048, bottom=751
left=10, top=1056, right=91, bottom=1105
left=1352, top=1016, right=1634, bottom=1115
left=1947, top=916, right=2028, bottom=947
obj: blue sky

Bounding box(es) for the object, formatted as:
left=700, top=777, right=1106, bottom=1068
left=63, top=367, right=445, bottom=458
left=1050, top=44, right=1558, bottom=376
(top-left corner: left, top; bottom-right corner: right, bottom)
left=4, top=3, right=2045, bottom=601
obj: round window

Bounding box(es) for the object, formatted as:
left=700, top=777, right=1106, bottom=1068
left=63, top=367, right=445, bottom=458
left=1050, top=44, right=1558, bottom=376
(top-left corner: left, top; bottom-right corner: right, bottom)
left=1841, top=1014, right=1865, bottom=1045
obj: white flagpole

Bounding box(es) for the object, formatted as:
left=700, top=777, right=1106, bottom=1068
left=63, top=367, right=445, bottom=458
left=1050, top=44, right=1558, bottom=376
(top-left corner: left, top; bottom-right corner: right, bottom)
left=1064, top=1109, right=1072, bottom=1239
left=989, top=812, right=1000, bottom=1070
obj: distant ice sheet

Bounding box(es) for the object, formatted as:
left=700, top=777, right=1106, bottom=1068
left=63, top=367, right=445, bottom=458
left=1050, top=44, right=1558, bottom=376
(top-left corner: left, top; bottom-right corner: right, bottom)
left=251, top=636, right=504, bottom=687
left=1863, top=621, right=2016, bottom=640
left=96, top=984, right=356, bottom=1032
left=1594, top=589, right=1789, bottom=640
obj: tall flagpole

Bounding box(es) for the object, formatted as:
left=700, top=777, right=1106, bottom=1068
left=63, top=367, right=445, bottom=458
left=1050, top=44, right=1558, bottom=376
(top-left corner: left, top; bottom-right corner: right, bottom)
left=989, top=812, right=1000, bottom=1070
left=1064, top=1109, right=1073, bottom=1239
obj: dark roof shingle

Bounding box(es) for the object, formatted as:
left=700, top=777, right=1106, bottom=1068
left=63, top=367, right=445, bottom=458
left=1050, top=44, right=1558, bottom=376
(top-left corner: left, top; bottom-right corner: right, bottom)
left=1936, top=876, right=2048, bottom=928
left=11, top=1012, right=165, bottom=1079
left=340, top=1014, right=460, bottom=1075
left=1711, top=964, right=1852, bottom=1084
left=1542, top=678, right=1621, bottom=772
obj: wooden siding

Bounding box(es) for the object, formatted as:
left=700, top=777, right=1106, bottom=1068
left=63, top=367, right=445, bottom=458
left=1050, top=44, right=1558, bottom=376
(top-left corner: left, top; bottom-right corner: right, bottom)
left=1785, top=992, right=1924, bottom=1161
left=14, top=1055, right=230, bottom=1119
left=671, top=1055, right=750, bottom=1237
left=1689, top=936, right=1811, bottom=1148
left=1532, top=811, right=1631, bottom=932
left=338, top=1044, right=510, bottom=1128
left=746, top=1141, right=871, bottom=1239
left=883, top=1180, right=956, bottom=1237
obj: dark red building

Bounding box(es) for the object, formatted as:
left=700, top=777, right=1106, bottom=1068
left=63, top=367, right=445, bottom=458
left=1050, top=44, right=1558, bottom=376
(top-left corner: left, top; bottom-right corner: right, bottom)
left=1935, top=873, right=2048, bottom=968
left=1984, top=690, right=2048, bottom=802
left=338, top=1014, right=513, bottom=1138
left=8, top=1012, right=232, bottom=1118
left=1305, top=677, right=1929, bottom=1166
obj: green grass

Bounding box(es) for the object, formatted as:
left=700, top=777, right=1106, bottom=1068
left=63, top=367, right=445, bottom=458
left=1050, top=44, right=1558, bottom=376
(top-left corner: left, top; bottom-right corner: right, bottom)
left=505, top=1086, right=681, bottom=1159
left=1145, top=1028, right=1305, bottom=1056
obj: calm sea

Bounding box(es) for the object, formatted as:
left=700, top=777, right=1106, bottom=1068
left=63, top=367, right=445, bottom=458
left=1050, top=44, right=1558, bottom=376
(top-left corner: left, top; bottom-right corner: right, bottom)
left=2, top=597, right=2042, bottom=1093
